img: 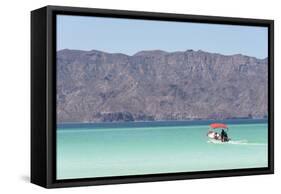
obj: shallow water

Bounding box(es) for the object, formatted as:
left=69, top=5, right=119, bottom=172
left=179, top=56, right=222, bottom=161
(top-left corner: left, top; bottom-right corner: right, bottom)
left=57, top=120, right=268, bottom=179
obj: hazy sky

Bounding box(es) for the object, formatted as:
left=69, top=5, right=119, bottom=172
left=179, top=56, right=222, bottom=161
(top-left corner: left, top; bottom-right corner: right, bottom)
left=57, top=15, right=268, bottom=59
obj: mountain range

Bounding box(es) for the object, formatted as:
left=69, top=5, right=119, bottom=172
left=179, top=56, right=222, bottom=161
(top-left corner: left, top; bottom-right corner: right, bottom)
left=57, top=49, right=268, bottom=123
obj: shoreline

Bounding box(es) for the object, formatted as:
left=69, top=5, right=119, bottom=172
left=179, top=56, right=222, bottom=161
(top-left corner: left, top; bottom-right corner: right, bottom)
left=57, top=118, right=268, bottom=129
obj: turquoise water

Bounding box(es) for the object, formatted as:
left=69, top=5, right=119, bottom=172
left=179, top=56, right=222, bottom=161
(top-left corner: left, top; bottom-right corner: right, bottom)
left=57, top=120, right=268, bottom=180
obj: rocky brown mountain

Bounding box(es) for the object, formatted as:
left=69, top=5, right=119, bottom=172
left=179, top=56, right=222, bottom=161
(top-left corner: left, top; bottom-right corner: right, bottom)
left=57, top=49, right=268, bottom=123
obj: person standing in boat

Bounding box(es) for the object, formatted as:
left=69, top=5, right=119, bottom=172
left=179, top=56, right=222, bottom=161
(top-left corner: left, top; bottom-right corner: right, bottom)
left=221, top=129, right=228, bottom=142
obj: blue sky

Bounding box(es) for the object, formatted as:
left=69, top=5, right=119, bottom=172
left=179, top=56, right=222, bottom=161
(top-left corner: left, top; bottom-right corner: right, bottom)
left=57, top=15, right=268, bottom=59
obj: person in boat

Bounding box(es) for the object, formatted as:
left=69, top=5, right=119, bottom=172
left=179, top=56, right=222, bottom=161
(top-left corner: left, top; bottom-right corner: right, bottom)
left=214, top=132, right=220, bottom=140
left=221, top=129, right=228, bottom=142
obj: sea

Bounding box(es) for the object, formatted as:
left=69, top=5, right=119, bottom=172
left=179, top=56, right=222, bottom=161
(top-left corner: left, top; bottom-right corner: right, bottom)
left=56, top=119, right=268, bottom=180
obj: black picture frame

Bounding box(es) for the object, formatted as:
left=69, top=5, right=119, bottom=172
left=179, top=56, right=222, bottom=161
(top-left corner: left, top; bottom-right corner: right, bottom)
left=31, top=5, right=274, bottom=188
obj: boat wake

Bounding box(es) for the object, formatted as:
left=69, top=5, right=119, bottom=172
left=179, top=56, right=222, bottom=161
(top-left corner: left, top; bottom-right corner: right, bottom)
left=207, top=139, right=267, bottom=146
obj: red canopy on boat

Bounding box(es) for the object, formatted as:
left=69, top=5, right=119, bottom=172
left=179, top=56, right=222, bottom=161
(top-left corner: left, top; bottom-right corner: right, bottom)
left=210, top=123, right=228, bottom=129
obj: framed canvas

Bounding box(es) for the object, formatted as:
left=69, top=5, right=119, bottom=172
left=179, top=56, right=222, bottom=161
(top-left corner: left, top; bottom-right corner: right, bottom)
left=31, top=5, right=274, bottom=188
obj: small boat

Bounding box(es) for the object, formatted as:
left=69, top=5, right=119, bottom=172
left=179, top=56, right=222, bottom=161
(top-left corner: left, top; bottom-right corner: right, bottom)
left=207, top=123, right=231, bottom=143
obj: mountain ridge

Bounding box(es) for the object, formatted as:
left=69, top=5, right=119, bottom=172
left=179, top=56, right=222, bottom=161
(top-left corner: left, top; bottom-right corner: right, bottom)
left=57, top=48, right=268, bottom=60
left=57, top=49, right=268, bottom=123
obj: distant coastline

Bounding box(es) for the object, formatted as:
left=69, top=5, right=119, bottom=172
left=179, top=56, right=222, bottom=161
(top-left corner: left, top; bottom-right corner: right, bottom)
left=57, top=118, right=268, bottom=129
